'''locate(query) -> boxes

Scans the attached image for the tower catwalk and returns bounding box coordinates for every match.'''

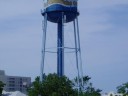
[41,0,83,91]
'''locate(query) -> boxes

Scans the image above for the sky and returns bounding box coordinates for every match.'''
[0,0,128,93]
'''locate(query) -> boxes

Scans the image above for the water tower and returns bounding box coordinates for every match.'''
[41,0,83,90]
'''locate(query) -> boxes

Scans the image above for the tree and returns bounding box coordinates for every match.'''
[28,73,77,96]
[27,76,42,96]
[117,82,128,96]
[74,76,102,96]
[28,74,101,96]
[0,81,5,96]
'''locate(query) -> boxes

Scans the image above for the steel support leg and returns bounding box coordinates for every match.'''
[73,17,83,92]
[41,13,47,81]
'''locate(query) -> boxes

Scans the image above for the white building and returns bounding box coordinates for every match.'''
[0,70,31,94]
[102,92,123,96]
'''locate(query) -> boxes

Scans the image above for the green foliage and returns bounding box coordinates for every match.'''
[74,76,101,96]
[27,77,43,96]
[0,81,5,95]
[28,73,77,96]
[83,82,101,96]
[117,82,128,96]
[28,74,101,96]
[42,73,77,96]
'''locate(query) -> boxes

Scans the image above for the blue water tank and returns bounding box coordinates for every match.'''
[41,0,79,23]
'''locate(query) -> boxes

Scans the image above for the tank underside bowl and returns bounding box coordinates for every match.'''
[41,4,79,23]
